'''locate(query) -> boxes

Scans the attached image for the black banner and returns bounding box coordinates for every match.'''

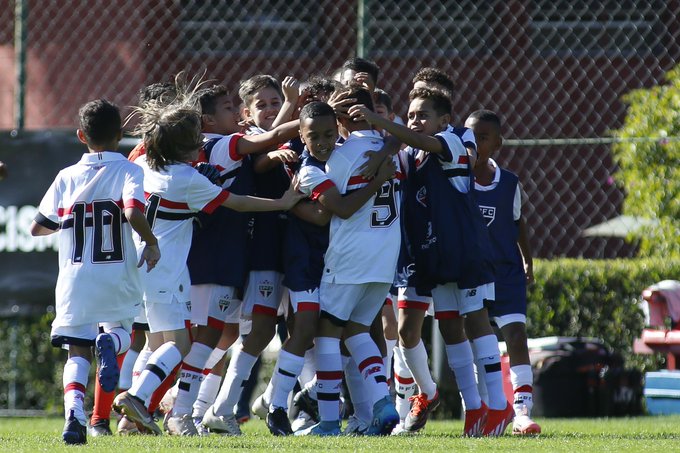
[0,131,135,317]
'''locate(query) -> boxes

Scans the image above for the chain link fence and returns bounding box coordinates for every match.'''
[1,0,679,258]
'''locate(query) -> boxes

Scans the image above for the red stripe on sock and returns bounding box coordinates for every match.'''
[181,363,203,374]
[203,368,212,375]
[148,363,180,413]
[317,370,343,380]
[358,356,383,371]
[515,385,533,394]
[297,302,320,312]
[398,300,430,311]
[394,374,415,384]
[64,382,86,394]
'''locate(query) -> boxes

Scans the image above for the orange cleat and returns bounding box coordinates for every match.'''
[483,402,514,437]
[463,401,488,437]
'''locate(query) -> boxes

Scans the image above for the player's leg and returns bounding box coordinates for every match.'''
[382,294,398,380]
[266,289,319,435]
[51,324,97,445]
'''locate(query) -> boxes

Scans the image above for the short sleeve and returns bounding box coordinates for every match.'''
[513,183,522,221]
[209,134,244,168]
[122,163,146,212]
[299,165,334,200]
[460,127,477,154]
[35,176,61,230]
[187,171,230,214]
[435,130,467,164]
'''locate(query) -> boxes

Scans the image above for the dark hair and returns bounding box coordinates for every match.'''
[238,75,283,107]
[412,67,455,97]
[373,88,393,113]
[78,99,121,146]
[467,109,502,131]
[197,85,230,115]
[408,87,452,117]
[304,76,340,101]
[334,83,375,112]
[138,82,177,106]
[341,57,380,85]
[299,101,336,122]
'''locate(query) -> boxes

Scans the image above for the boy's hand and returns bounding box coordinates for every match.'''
[282,76,300,104]
[268,149,299,164]
[352,72,374,92]
[195,162,222,185]
[525,261,534,285]
[376,156,397,183]
[138,244,160,273]
[279,175,306,210]
[348,104,379,124]
[327,90,356,120]
[358,150,387,179]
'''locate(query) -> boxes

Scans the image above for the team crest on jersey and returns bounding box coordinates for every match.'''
[479,205,496,226]
[416,186,428,207]
[259,280,274,299]
[218,297,231,312]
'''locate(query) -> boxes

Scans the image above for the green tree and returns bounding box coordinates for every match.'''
[612,65,680,257]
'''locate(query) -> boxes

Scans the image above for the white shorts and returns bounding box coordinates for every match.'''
[319,281,392,326]
[146,295,191,333]
[242,270,285,318]
[397,286,434,317]
[493,313,527,329]
[133,307,148,326]
[289,288,321,313]
[432,282,495,317]
[191,284,242,327]
[51,320,133,348]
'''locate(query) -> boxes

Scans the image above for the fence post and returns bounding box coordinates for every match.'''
[14,0,28,131]
[356,0,366,58]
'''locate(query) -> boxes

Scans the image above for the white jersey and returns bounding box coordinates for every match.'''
[135,156,229,303]
[203,132,245,189]
[322,130,402,284]
[410,128,471,193]
[35,152,146,327]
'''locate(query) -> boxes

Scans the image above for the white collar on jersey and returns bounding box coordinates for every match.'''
[203,132,224,140]
[346,129,383,140]
[79,151,127,164]
[474,158,501,191]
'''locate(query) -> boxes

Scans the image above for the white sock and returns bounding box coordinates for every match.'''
[129,342,182,404]
[344,356,372,424]
[315,337,342,423]
[205,348,227,370]
[400,340,437,397]
[103,326,131,355]
[510,364,534,416]
[173,342,213,416]
[472,335,505,410]
[193,372,222,418]
[304,375,318,399]
[212,348,257,416]
[132,347,153,388]
[63,356,90,425]
[344,333,389,405]
[446,341,481,410]
[393,346,417,421]
[299,347,316,387]
[270,350,305,411]
[384,338,397,379]
[119,349,139,390]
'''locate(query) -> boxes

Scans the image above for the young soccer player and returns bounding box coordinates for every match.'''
[296,86,401,437]
[350,88,514,437]
[30,99,161,445]
[338,57,380,94]
[112,96,304,435]
[167,84,302,436]
[467,109,541,435]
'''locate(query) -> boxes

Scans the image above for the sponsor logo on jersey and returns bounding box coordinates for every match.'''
[259,280,273,299]
[218,297,231,312]
[421,221,437,250]
[416,186,428,208]
[479,205,496,226]
[465,289,477,298]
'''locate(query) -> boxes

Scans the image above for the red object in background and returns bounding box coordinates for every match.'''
[634,281,680,370]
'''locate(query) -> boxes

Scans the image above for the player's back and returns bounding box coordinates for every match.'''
[323,130,402,285]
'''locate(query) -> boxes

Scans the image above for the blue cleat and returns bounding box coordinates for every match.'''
[63,410,87,445]
[95,333,119,393]
[366,396,399,436]
[294,421,341,436]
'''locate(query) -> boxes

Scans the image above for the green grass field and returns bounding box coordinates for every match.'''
[1,416,680,452]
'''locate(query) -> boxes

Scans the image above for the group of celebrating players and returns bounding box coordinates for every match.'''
[30,57,540,445]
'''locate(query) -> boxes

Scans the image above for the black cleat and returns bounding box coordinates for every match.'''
[292,388,319,422]
[63,410,87,445]
[88,418,112,437]
[266,407,293,436]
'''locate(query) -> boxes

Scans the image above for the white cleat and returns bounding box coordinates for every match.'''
[166,413,199,436]
[343,414,369,436]
[251,393,269,420]
[201,406,242,436]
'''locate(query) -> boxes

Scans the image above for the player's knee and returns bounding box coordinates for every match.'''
[398,323,420,348]
[501,322,528,348]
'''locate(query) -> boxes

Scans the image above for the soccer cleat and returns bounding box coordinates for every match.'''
[291,410,316,432]
[292,387,319,422]
[391,422,418,436]
[251,393,269,420]
[193,416,210,436]
[266,407,293,436]
[113,391,162,435]
[483,402,515,437]
[343,414,369,436]
[62,410,87,445]
[117,415,141,435]
[512,415,541,435]
[463,401,488,437]
[95,333,120,393]
[365,395,400,436]
[294,421,341,436]
[166,413,199,436]
[88,418,112,437]
[201,406,242,436]
[404,391,440,432]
